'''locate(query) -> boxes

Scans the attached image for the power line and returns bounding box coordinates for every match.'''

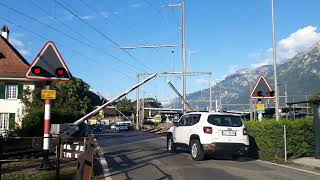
[79,0,180,72]
[55,0,153,72]
[78,0,173,71]
[0,16,132,80]
[78,0,151,46]
[0,1,146,72]
[0,1,92,48]
[30,0,95,45]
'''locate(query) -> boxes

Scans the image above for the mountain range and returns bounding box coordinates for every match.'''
[169,42,320,111]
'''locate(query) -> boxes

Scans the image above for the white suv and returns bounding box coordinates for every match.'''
[167,112,249,161]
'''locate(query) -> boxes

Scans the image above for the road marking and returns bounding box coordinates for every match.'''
[160,137,166,139]
[257,160,320,176]
[96,142,112,180]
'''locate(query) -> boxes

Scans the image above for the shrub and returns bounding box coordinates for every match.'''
[16,109,84,137]
[244,118,315,163]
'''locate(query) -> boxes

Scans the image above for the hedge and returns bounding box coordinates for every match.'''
[244,118,315,163]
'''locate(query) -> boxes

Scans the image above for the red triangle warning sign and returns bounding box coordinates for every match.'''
[25,41,72,81]
[250,75,274,99]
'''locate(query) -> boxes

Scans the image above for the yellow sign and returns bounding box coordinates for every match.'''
[154,114,162,123]
[41,90,56,100]
[256,104,265,111]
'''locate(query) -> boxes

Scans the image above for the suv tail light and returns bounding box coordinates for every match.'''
[203,127,212,134]
[243,128,248,135]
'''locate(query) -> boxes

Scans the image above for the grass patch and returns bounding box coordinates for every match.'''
[1,159,77,180]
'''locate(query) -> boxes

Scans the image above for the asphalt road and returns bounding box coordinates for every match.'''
[95,130,320,180]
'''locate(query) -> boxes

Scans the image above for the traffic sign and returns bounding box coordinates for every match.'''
[256,104,265,111]
[41,90,56,100]
[25,41,72,81]
[250,75,274,99]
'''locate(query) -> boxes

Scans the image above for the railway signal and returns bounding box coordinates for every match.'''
[25,41,71,170]
[25,41,72,81]
[250,75,274,100]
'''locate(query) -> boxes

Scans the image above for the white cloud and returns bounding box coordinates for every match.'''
[221,65,242,78]
[100,11,109,18]
[278,26,320,50]
[195,78,218,87]
[250,26,320,68]
[80,15,95,20]
[10,37,30,56]
[10,38,24,47]
[130,3,142,8]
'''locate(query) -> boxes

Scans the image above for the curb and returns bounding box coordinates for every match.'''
[257,160,320,176]
[95,139,112,180]
[289,161,320,171]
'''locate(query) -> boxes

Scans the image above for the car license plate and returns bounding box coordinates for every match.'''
[222,130,236,136]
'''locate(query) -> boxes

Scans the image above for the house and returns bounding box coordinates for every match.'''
[0,25,35,135]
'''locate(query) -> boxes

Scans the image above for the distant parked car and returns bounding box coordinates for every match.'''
[111,124,119,131]
[143,117,155,125]
[94,124,103,132]
[116,121,133,131]
[118,124,129,131]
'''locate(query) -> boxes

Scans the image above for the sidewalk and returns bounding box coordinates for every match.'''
[292,157,320,170]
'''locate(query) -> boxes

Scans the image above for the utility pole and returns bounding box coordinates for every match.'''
[182,0,187,113]
[209,73,212,112]
[249,84,253,121]
[141,90,145,127]
[136,75,140,130]
[271,0,280,120]
[167,0,186,113]
[285,83,288,105]
[219,83,222,112]
[215,96,219,111]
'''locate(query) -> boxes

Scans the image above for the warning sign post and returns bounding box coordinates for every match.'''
[25,41,71,170]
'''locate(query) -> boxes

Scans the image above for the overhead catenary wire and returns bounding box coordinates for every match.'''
[79,0,152,47]
[0,16,132,80]
[54,0,153,72]
[77,0,165,71]
[0,1,146,72]
[30,0,95,46]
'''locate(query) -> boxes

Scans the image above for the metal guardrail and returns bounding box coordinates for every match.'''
[76,136,96,180]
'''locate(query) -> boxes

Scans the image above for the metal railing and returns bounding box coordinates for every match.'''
[0,135,96,179]
[76,136,96,180]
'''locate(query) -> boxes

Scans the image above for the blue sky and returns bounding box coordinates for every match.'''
[1,0,320,102]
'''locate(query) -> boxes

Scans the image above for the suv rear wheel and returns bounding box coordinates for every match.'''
[190,139,205,161]
[167,135,176,153]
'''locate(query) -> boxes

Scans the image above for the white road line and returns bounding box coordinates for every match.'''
[96,142,112,180]
[257,160,320,176]
[160,137,166,139]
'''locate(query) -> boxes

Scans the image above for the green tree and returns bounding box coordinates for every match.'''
[96,110,104,121]
[18,77,95,136]
[116,98,134,116]
[53,78,93,114]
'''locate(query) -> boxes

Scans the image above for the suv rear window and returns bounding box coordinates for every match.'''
[207,115,242,127]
